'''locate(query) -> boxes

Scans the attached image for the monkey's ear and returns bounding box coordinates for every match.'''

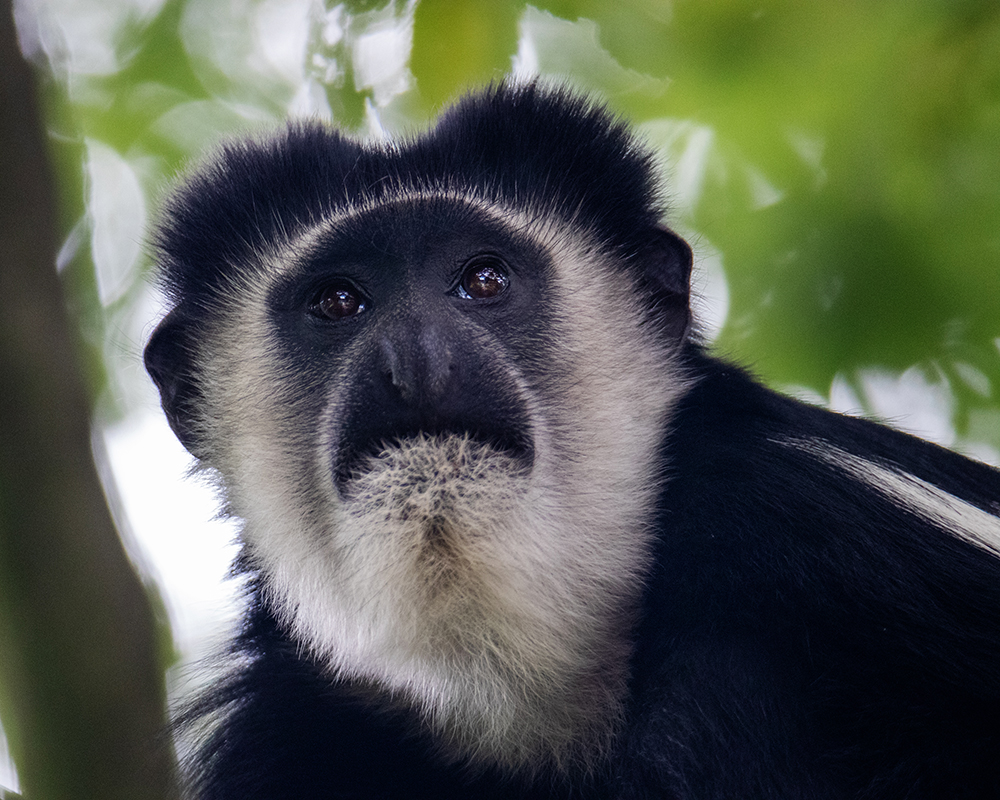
[144,310,207,459]
[639,226,693,341]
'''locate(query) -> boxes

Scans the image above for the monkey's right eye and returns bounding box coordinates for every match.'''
[310,283,367,320]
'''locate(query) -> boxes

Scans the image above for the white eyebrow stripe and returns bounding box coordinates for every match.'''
[781,436,1000,559]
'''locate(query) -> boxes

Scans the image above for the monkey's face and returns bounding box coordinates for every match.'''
[146,193,690,767]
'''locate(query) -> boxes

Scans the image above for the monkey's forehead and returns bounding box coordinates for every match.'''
[153,82,667,305]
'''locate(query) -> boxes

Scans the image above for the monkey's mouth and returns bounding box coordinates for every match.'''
[333,420,535,494]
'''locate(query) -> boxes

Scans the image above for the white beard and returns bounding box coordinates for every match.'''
[247,431,646,772]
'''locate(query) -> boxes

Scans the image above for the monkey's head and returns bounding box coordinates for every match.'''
[145,83,692,770]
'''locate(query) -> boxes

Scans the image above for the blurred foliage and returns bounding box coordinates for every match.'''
[21,0,1000,456]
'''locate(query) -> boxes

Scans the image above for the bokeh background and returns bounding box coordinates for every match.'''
[2,0,999,796]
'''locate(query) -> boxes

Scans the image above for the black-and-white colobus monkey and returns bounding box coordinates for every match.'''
[145,82,1000,799]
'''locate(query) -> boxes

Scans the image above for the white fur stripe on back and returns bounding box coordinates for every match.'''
[782,437,1000,559]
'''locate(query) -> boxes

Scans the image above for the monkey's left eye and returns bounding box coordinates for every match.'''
[310,283,367,320]
[456,256,510,300]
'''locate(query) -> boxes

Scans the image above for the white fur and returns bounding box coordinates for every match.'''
[193,190,690,772]
[783,437,1000,558]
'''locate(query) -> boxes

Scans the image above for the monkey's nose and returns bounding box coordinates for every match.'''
[379,323,455,404]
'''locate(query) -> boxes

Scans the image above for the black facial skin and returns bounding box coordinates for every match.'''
[266,199,551,493]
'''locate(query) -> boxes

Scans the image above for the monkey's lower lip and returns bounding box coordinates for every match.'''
[333,427,535,490]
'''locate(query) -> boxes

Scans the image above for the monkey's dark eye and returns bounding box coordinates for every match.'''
[310,283,366,320]
[457,256,510,300]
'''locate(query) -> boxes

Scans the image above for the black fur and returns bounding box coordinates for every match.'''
[148,83,1000,798]
[151,84,662,310]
